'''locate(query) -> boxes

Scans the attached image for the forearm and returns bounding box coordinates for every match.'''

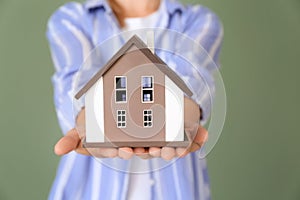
[47,2,94,134]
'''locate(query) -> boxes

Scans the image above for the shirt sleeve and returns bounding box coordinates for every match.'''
[182,5,224,123]
[46,2,93,134]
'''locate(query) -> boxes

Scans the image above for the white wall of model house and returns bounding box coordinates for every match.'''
[165,76,184,142]
[85,77,105,143]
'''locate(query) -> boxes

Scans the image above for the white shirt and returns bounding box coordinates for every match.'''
[123,2,166,199]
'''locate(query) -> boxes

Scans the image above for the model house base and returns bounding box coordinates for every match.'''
[82,132,192,148]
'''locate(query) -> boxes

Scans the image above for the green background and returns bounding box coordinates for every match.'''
[0,0,299,199]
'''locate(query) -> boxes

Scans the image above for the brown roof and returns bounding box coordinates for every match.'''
[75,35,193,99]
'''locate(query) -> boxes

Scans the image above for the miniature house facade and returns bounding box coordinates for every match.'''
[75,35,193,147]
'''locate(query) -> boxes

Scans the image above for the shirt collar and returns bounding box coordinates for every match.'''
[84,0,184,15]
[84,0,112,13]
[164,0,184,15]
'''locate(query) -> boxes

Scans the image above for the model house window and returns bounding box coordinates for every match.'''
[142,76,153,103]
[143,110,153,127]
[115,76,127,102]
[117,110,126,128]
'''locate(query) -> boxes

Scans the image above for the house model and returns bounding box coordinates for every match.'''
[75,35,194,147]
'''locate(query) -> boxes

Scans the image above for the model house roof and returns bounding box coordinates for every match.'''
[75,35,193,99]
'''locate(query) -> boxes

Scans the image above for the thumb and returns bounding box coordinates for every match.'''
[194,125,208,144]
[54,128,81,156]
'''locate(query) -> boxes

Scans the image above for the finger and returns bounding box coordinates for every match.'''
[83,147,117,158]
[189,126,208,152]
[74,139,91,156]
[133,147,146,154]
[161,147,176,161]
[176,148,188,158]
[119,147,134,159]
[134,147,150,159]
[54,128,80,156]
[82,149,105,158]
[137,153,152,159]
[90,148,118,158]
[149,147,161,157]
[189,142,203,152]
[193,126,208,144]
[75,148,91,156]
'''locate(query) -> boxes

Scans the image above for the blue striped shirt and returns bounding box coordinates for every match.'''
[47,0,223,199]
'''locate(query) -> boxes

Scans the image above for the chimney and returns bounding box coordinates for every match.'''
[147,31,155,54]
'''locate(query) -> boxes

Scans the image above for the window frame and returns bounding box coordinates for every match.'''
[117,110,126,128]
[143,109,153,128]
[115,76,127,103]
[141,76,154,103]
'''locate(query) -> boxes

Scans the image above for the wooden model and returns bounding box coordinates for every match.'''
[75,35,195,147]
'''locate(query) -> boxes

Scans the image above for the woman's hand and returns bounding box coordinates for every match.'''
[54,98,208,160]
[54,126,207,160]
[54,109,135,159]
[54,127,135,159]
[143,125,208,160]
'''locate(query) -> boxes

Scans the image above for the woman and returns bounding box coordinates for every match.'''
[47,0,223,199]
